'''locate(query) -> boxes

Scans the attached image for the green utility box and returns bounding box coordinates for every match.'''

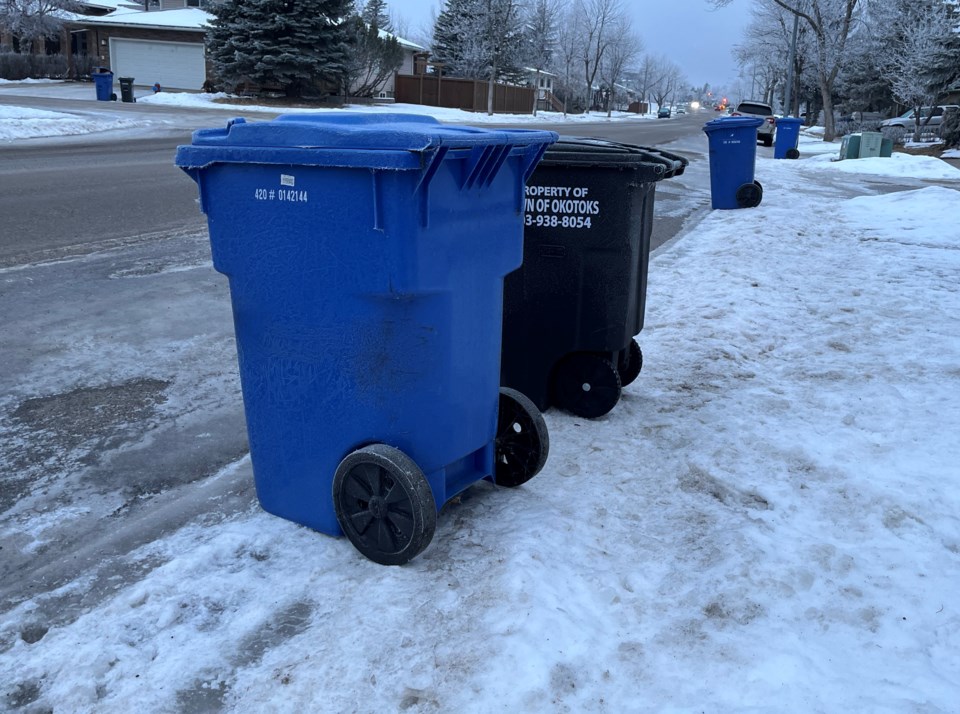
[880,137,893,157]
[839,134,862,160]
[859,131,883,158]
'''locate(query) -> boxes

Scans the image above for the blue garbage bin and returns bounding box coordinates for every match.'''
[175,114,557,565]
[703,116,764,209]
[774,116,803,159]
[92,68,114,101]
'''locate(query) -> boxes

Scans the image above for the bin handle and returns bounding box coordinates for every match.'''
[462,145,494,190]
[413,146,449,226]
[521,143,549,185]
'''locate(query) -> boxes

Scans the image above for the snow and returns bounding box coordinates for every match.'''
[2,88,960,712]
[944,148,960,159]
[77,7,211,30]
[137,89,656,124]
[0,104,146,141]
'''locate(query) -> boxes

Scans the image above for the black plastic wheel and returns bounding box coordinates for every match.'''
[550,352,622,418]
[333,444,436,565]
[616,339,644,388]
[495,387,549,487]
[786,148,800,159]
[735,182,762,208]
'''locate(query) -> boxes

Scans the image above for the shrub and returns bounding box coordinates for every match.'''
[0,52,69,80]
[940,108,960,149]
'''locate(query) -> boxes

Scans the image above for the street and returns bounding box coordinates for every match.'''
[0,99,709,266]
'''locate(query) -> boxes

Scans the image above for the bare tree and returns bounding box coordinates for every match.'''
[551,3,581,115]
[600,19,642,116]
[575,0,625,112]
[645,55,683,112]
[714,0,861,141]
[1,0,80,45]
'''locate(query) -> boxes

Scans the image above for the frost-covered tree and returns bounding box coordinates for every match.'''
[431,0,526,113]
[715,0,862,141]
[599,20,642,116]
[522,0,560,115]
[433,0,524,81]
[551,2,581,114]
[341,11,403,97]
[206,0,353,98]
[648,56,684,111]
[0,0,80,44]
[874,0,955,140]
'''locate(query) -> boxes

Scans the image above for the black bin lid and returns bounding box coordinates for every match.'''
[538,136,688,182]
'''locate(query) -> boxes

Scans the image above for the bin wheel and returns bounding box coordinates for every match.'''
[495,387,549,488]
[786,148,800,160]
[735,182,762,208]
[616,339,644,388]
[333,444,436,566]
[550,352,622,418]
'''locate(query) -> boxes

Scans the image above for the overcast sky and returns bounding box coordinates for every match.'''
[391,0,753,91]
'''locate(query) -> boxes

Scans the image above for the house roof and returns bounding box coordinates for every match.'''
[73,7,211,31]
[72,8,426,50]
[378,29,426,52]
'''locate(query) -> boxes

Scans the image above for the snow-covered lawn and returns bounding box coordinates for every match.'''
[0,104,145,142]
[1,92,959,711]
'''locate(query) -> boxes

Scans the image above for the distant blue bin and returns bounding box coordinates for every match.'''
[703,116,764,209]
[774,117,803,159]
[92,68,114,101]
[176,114,556,564]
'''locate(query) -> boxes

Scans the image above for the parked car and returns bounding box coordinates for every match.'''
[880,105,959,131]
[730,100,776,146]
[657,107,671,118]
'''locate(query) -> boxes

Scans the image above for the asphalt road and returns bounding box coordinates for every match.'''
[0,104,709,268]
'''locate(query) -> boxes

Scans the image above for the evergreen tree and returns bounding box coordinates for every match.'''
[431,0,525,82]
[207,0,353,98]
[360,0,392,32]
[431,0,477,77]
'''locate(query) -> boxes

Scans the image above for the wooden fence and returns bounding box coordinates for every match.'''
[394,73,535,114]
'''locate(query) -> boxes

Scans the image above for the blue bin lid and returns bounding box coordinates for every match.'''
[175,113,558,171]
[775,116,803,126]
[702,116,764,133]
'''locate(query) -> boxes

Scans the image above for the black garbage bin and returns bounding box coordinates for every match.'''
[501,137,688,418]
[118,77,136,103]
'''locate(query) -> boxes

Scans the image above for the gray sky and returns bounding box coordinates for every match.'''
[391,0,752,90]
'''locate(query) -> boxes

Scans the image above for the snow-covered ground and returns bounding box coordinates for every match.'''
[0,79,657,143]
[2,82,960,712]
[0,104,148,141]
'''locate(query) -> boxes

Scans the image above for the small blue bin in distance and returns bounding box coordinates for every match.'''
[774,116,803,159]
[176,114,557,564]
[703,116,764,209]
[92,69,114,101]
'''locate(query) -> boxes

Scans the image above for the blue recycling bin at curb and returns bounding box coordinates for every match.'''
[703,116,764,209]
[175,114,557,565]
[774,116,803,159]
[92,68,114,101]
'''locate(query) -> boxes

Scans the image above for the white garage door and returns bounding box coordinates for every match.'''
[110,38,205,91]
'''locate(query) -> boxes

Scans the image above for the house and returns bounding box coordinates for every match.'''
[69,3,211,90]
[526,67,558,112]
[66,1,424,94]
